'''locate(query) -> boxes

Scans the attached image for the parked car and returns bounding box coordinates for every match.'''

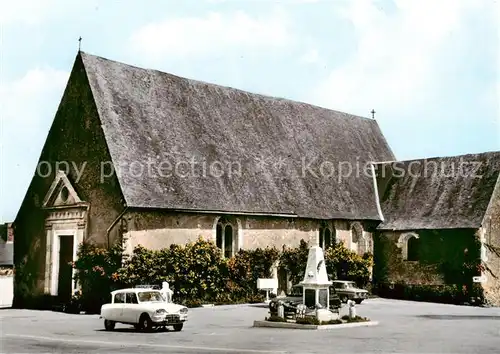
[332,280,369,304]
[100,286,188,332]
[268,284,342,317]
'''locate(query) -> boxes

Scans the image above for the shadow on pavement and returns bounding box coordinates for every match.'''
[94,327,171,333]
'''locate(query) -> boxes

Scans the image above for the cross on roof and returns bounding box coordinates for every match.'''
[78,37,82,51]
[371,109,376,119]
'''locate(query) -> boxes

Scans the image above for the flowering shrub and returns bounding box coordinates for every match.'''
[279,240,373,287]
[227,247,280,299]
[72,237,372,311]
[72,242,123,313]
[324,244,373,287]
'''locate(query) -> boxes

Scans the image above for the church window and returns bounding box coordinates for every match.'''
[407,236,420,261]
[216,217,237,258]
[397,232,420,261]
[319,223,335,250]
[351,222,363,244]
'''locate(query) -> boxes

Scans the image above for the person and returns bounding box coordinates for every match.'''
[161,282,173,303]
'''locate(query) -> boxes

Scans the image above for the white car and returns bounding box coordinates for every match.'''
[100,287,188,331]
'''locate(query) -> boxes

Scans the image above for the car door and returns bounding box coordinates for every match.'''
[125,292,140,323]
[111,292,125,321]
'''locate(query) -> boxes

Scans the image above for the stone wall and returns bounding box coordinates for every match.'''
[481,174,500,306]
[12,54,124,306]
[373,229,480,287]
[121,210,373,255]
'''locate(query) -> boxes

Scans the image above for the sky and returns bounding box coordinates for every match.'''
[0,0,499,223]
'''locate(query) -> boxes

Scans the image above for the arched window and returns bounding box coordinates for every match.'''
[319,223,335,250]
[216,223,223,249]
[351,222,363,244]
[358,233,373,256]
[224,225,233,258]
[215,217,237,258]
[397,232,420,261]
[351,222,368,255]
[407,236,420,261]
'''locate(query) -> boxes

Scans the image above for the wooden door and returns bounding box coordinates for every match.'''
[57,236,74,302]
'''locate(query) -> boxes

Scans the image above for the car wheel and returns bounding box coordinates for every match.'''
[173,323,183,332]
[139,314,153,332]
[133,324,141,330]
[104,320,115,331]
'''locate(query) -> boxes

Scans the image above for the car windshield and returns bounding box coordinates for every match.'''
[344,282,356,288]
[137,291,165,302]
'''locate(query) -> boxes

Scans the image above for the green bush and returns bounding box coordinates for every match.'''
[265,315,287,322]
[296,316,320,325]
[341,315,369,323]
[72,242,124,313]
[116,237,280,307]
[372,282,485,306]
[321,319,343,325]
[70,237,373,311]
[228,247,280,298]
[324,243,373,287]
[280,240,373,287]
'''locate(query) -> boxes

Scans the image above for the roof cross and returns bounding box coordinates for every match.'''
[371,109,376,119]
[78,36,82,52]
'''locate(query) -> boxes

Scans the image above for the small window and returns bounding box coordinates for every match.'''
[319,224,336,250]
[114,293,125,303]
[60,186,69,202]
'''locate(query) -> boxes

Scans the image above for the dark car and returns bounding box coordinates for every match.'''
[268,284,342,317]
[332,280,369,304]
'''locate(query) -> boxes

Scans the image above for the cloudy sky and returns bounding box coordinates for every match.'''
[0,0,499,222]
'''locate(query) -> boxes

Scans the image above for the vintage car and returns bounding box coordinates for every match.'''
[268,284,342,317]
[332,280,369,304]
[100,286,188,332]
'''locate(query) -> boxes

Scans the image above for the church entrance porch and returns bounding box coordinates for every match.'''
[41,170,88,302]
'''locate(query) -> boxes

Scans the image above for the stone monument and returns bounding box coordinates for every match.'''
[298,245,336,322]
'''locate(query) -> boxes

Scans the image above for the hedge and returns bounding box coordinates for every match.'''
[372,282,485,305]
[71,237,372,313]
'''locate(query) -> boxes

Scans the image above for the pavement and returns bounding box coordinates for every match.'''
[1,298,500,353]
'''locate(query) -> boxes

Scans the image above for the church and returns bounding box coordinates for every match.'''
[12,51,500,306]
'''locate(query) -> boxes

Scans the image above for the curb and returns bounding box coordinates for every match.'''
[252,320,379,330]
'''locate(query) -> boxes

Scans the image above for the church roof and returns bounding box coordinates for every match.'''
[375,151,500,230]
[79,52,395,219]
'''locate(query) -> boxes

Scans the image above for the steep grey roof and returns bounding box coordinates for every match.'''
[375,151,500,230]
[80,52,395,219]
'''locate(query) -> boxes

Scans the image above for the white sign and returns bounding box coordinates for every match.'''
[257,278,278,290]
[473,275,487,283]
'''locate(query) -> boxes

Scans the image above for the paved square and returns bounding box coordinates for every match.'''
[1,298,499,353]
